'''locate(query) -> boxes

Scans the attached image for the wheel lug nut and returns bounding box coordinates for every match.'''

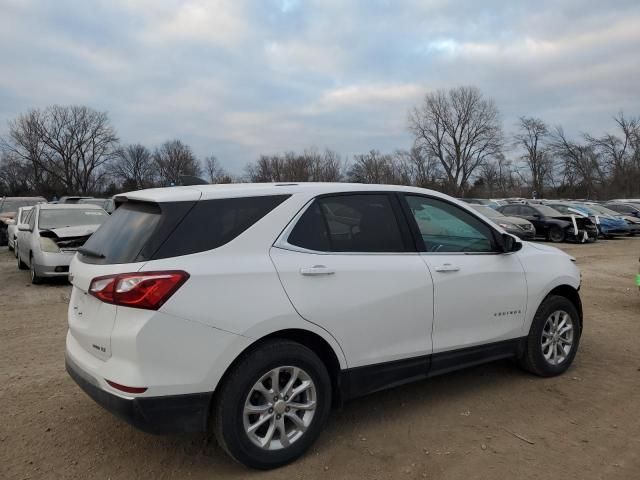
[284,396,288,401]
[276,414,281,419]
[268,408,273,413]
[285,407,290,412]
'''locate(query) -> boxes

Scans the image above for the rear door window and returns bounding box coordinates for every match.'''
[288,194,408,252]
[80,195,289,264]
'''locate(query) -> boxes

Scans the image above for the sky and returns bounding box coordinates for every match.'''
[1,0,639,174]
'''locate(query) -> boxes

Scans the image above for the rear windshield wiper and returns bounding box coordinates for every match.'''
[78,247,105,259]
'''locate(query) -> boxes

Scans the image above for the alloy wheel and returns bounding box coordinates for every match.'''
[243,366,317,451]
[541,310,574,365]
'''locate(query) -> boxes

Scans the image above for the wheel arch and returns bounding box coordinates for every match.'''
[545,284,583,330]
[213,328,345,409]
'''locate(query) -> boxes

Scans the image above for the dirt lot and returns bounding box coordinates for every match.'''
[1,238,639,480]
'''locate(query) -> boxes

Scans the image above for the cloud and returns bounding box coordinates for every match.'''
[0,0,639,173]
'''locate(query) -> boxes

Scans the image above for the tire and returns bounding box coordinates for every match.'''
[8,241,14,252]
[548,226,566,243]
[519,295,581,377]
[17,248,28,270]
[30,256,42,284]
[213,340,332,469]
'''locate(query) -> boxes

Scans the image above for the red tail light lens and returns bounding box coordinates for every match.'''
[89,271,189,310]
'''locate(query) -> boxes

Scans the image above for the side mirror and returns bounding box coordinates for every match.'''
[17,223,31,232]
[501,233,522,253]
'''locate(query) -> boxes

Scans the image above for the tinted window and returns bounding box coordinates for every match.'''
[406,195,495,253]
[288,194,406,252]
[288,201,330,251]
[535,205,562,216]
[606,203,632,213]
[155,195,290,259]
[81,195,289,264]
[501,205,519,215]
[38,209,109,230]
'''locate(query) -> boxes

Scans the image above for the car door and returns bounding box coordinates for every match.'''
[17,208,35,261]
[270,193,434,371]
[401,194,527,354]
[518,205,546,233]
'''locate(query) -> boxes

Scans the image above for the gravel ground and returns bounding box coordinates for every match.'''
[1,238,639,480]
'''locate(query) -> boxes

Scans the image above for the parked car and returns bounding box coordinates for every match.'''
[53,196,95,204]
[0,196,46,245]
[470,205,536,239]
[604,202,640,219]
[65,183,583,469]
[77,197,116,214]
[497,203,598,243]
[578,203,640,236]
[16,204,109,284]
[545,202,630,238]
[7,206,33,253]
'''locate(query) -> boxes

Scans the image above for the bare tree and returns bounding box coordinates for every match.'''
[586,112,640,197]
[204,155,233,183]
[24,106,119,194]
[110,144,156,190]
[393,145,441,188]
[514,116,554,197]
[153,140,201,186]
[551,127,605,199]
[245,148,343,182]
[409,86,503,195]
[347,150,400,184]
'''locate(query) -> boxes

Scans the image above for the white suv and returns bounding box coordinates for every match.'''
[66,183,582,469]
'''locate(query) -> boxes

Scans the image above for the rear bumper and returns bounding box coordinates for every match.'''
[65,354,212,434]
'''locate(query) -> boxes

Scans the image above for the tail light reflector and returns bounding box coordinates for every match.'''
[106,380,148,394]
[89,271,189,310]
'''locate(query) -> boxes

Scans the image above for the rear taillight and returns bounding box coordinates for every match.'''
[89,271,189,310]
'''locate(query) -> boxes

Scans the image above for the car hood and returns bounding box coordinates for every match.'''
[597,216,628,227]
[39,225,101,238]
[526,241,572,258]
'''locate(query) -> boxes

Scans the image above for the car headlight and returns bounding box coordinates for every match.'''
[39,237,60,253]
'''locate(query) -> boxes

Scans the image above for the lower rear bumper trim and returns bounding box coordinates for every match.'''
[65,355,212,434]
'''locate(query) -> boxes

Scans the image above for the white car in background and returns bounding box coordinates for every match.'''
[16,203,109,284]
[65,183,582,469]
[7,206,33,254]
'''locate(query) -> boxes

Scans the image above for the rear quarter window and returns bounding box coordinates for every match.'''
[80,195,289,264]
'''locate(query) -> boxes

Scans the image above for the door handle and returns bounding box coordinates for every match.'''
[300,265,335,276]
[434,263,460,273]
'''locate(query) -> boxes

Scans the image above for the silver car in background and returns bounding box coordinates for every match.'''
[16,204,109,284]
[7,206,33,254]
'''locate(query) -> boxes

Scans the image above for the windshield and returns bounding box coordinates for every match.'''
[78,199,106,207]
[471,205,503,218]
[0,198,43,214]
[38,209,109,230]
[569,204,595,216]
[536,205,563,216]
[586,204,619,216]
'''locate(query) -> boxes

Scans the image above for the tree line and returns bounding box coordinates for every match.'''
[2,87,639,199]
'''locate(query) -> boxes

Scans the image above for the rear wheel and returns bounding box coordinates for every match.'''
[213,340,332,469]
[519,295,581,377]
[548,227,566,243]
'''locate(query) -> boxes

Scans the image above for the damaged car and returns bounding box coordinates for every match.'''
[16,204,109,284]
[0,196,46,246]
[497,203,598,243]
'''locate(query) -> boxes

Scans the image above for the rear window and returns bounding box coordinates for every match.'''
[39,209,109,229]
[80,195,289,264]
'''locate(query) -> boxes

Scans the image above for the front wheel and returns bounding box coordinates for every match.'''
[213,340,332,469]
[548,227,566,243]
[30,257,42,284]
[519,295,581,377]
[17,248,28,270]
